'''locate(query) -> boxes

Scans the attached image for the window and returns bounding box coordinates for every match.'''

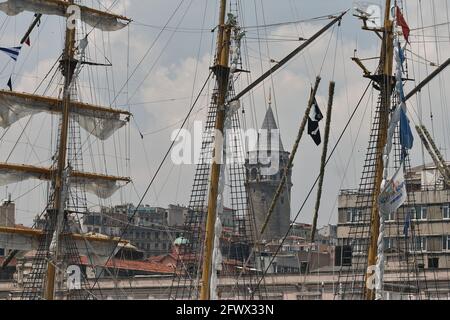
[428,257,439,269]
[443,236,450,251]
[412,207,427,220]
[443,205,450,220]
[420,207,428,220]
[383,238,395,249]
[413,236,427,252]
[346,209,353,223]
[386,211,395,222]
[352,239,365,254]
[347,209,362,223]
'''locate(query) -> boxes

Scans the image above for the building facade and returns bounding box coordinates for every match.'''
[337,164,450,271]
[246,106,292,241]
[0,197,15,257]
[83,204,187,258]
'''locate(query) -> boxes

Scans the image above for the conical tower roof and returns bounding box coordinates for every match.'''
[259,106,284,152]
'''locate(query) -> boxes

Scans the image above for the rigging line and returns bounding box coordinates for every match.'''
[175,0,209,203]
[319,25,336,77]
[405,48,438,66]
[126,0,195,106]
[120,95,209,107]
[253,0,268,111]
[290,0,316,80]
[243,12,342,29]
[410,21,450,31]
[251,80,372,297]
[88,71,213,291]
[109,0,186,106]
[260,0,283,142]
[326,89,373,225]
[418,0,436,140]
[84,0,124,37]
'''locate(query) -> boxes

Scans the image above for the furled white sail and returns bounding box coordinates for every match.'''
[0,168,47,187]
[0,164,129,199]
[72,176,123,199]
[0,91,128,140]
[0,0,129,32]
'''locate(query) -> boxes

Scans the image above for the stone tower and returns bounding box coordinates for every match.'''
[246,105,292,241]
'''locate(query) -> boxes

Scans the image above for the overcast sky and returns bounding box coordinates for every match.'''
[1,0,450,229]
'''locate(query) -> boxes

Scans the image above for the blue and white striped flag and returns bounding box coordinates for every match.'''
[0,46,22,61]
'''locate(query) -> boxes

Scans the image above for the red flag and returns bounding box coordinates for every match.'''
[24,36,31,46]
[396,6,410,44]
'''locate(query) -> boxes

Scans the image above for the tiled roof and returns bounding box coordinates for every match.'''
[0,256,17,267]
[79,256,173,274]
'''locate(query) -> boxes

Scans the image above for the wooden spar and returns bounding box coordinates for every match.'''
[0,162,131,183]
[230,11,346,103]
[20,14,42,45]
[0,226,131,245]
[364,0,394,301]
[0,90,131,116]
[199,0,230,301]
[44,0,76,300]
[310,81,335,244]
[404,57,450,102]
[260,77,321,236]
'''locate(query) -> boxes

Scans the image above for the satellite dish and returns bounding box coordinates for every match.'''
[353,1,382,28]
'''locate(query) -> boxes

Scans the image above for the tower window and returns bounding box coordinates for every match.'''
[250,168,258,180]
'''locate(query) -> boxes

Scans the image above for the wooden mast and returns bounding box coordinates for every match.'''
[364,0,394,300]
[44,0,77,300]
[199,0,231,300]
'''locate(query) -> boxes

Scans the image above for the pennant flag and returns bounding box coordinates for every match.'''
[6,76,12,91]
[396,6,410,44]
[24,36,31,47]
[403,211,411,238]
[379,163,407,216]
[0,46,22,61]
[400,108,414,149]
[307,98,323,146]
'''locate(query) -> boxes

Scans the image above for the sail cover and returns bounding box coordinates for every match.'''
[71,175,123,199]
[0,164,129,199]
[0,168,48,187]
[0,91,128,140]
[0,0,129,32]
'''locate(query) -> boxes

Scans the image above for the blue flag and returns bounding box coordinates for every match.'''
[400,108,414,149]
[0,46,21,61]
[404,211,411,238]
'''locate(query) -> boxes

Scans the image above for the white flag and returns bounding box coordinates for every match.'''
[378,164,407,215]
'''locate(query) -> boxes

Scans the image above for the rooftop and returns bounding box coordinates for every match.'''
[79,256,173,274]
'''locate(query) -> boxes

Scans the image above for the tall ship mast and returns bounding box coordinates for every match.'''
[337,0,450,300]
[0,0,131,300]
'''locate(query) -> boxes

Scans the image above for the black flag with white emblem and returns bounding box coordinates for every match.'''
[307,97,323,146]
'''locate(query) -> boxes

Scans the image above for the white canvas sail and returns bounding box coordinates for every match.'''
[0,91,128,140]
[0,164,129,199]
[0,0,129,32]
